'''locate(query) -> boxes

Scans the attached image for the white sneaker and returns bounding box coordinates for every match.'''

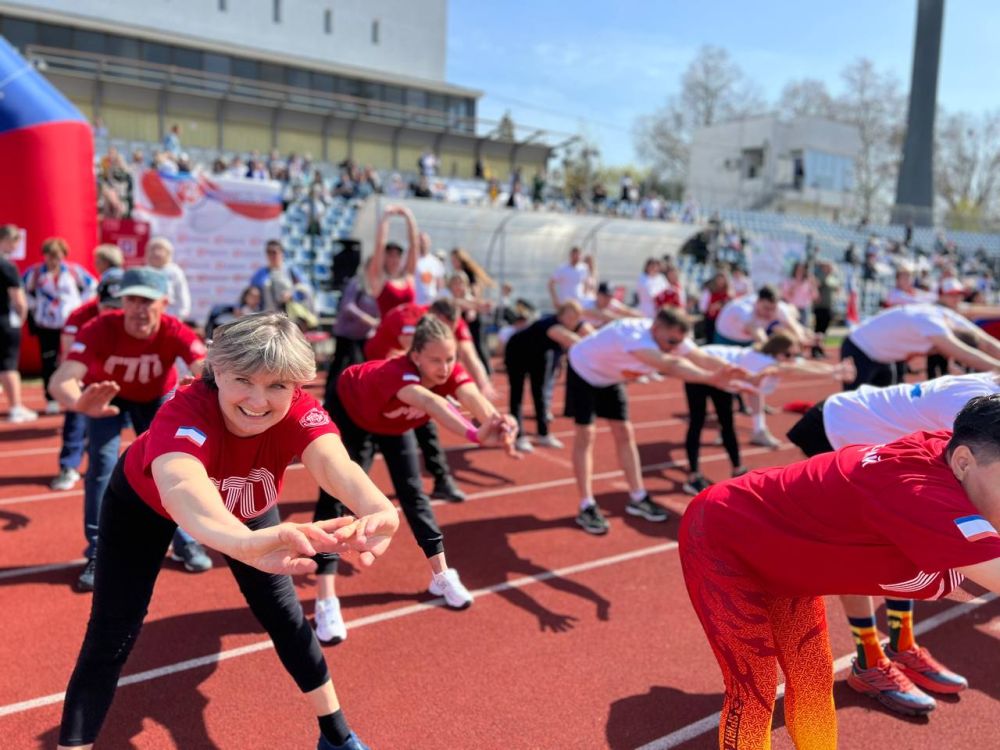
[8,406,38,424]
[315,597,347,644]
[50,467,81,491]
[515,436,534,452]
[750,430,781,449]
[44,400,61,415]
[535,434,564,449]
[429,568,474,609]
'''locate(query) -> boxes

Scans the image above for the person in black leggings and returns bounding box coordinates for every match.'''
[56,313,398,750]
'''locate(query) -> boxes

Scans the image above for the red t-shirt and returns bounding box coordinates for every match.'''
[123,379,340,522]
[67,310,206,402]
[63,298,100,337]
[364,303,472,361]
[694,430,1000,598]
[375,279,416,317]
[336,355,473,435]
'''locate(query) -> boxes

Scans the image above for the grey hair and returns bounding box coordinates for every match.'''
[205,312,316,384]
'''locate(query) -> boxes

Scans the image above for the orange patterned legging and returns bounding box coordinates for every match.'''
[679,499,837,750]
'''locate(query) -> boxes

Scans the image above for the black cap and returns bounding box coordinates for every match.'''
[97,268,124,308]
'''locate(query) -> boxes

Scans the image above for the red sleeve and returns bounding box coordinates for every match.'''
[865,474,1000,572]
[281,389,341,457]
[139,388,214,475]
[455,318,472,342]
[167,317,207,365]
[66,315,108,368]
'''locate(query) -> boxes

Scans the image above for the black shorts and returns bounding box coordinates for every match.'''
[841,337,895,391]
[565,363,628,425]
[786,399,834,457]
[0,322,20,371]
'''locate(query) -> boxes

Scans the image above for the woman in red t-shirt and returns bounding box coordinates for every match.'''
[56,313,398,750]
[311,315,518,644]
[367,204,418,316]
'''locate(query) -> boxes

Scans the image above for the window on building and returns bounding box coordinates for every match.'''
[286,67,310,90]
[38,22,73,49]
[203,52,231,77]
[273,0,281,23]
[171,46,203,71]
[74,29,107,54]
[324,9,332,34]
[371,19,380,44]
[406,89,427,110]
[260,62,284,84]
[0,18,39,50]
[383,85,404,106]
[741,148,764,180]
[107,34,141,60]
[142,40,171,65]
[312,72,335,93]
[231,57,259,80]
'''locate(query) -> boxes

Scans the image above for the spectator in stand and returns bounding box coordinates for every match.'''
[329,260,380,384]
[886,263,936,307]
[655,263,687,310]
[581,254,598,305]
[51,245,125,492]
[698,271,730,345]
[48,268,213,591]
[812,259,841,359]
[162,123,181,157]
[448,249,496,373]
[531,171,546,207]
[0,225,37,423]
[97,148,133,219]
[145,237,191,323]
[780,261,819,325]
[581,282,643,326]
[414,232,445,306]
[367,204,418,316]
[548,246,590,308]
[249,240,314,316]
[636,257,667,318]
[729,264,752,298]
[205,286,262,340]
[418,148,438,177]
[22,237,97,415]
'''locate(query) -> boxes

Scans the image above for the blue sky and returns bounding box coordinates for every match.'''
[446,0,1000,166]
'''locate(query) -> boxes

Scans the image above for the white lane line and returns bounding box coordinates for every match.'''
[0,442,797,582]
[0,541,677,718]
[636,592,1000,750]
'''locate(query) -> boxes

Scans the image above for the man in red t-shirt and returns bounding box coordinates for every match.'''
[680,396,1000,750]
[49,267,209,591]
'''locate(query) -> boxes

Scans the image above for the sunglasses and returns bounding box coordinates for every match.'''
[663,337,685,346]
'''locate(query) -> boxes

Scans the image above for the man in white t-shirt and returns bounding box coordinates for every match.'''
[714,285,811,347]
[413,231,445,306]
[787,372,1000,715]
[841,302,1000,390]
[565,308,746,535]
[548,246,589,308]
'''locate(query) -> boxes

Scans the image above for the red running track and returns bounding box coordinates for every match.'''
[0,372,998,749]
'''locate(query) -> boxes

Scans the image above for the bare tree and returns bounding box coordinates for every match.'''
[836,58,904,221]
[777,78,836,119]
[633,45,764,183]
[936,110,1000,228]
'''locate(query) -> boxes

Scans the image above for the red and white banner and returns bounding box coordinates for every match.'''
[132,170,283,323]
[100,217,151,267]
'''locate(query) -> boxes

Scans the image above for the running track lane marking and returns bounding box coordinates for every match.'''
[0,542,678,718]
[0,442,795,582]
[636,592,1000,750]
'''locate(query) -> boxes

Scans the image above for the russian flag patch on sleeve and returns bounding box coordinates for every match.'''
[954,515,1000,542]
[174,426,208,447]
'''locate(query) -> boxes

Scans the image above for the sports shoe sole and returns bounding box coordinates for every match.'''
[846,673,935,716]
[315,627,346,646]
[625,505,669,522]
[430,488,467,502]
[893,664,967,695]
[428,585,473,610]
[168,551,212,573]
[575,517,610,535]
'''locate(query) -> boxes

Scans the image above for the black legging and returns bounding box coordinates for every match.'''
[468,316,492,375]
[505,345,551,438]
[927,353,949,380]
[684,383,740,473]
[59,455,328,746]
[313,397,444,575]
[37,325,61,398]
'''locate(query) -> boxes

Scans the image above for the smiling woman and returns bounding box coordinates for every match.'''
[55,311,399,750]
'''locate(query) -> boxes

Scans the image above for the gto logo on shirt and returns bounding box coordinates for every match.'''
[103,354,164,383]
[210,468,278,519]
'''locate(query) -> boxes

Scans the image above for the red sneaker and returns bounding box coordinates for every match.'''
[886,645,968,695]
[846,658,936,716]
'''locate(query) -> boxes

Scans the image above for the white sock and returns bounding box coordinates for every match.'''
[629,489,647,503]
[753,412,767,432]
[579,497,596,511]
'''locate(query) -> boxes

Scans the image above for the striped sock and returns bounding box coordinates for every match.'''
[848,616,885,669]
[886,599,915,652]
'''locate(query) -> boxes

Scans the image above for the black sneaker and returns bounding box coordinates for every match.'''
[682,475,713,496]
[625,494,670,522]
[576,504,610,535]
[431,478,467,502]
[77,558,97,592]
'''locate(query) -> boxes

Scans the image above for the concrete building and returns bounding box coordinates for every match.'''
[687,114,861,221]
[0,0,552,176]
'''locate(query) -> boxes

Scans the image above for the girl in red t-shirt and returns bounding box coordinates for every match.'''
[311,316,518,644]
[56,313,397,750]
[367,204,418,316]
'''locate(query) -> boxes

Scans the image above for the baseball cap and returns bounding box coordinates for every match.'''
[597,281,611,296]
[97,268,125,308]
[117,267,168,300]
[939,278,965,296]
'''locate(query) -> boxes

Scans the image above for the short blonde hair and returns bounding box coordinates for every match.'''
[205,312,316,384]
[147,236,174,260]
[94,243,124,269]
